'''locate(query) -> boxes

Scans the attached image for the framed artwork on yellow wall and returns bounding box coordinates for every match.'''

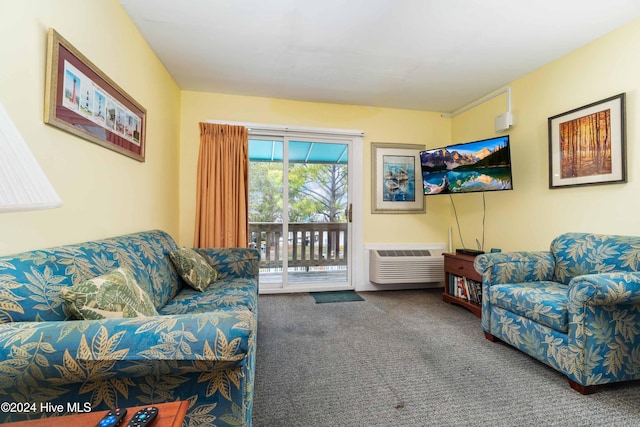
[44,28,146,162]
[548,93,626,189]
[371,142,425,214]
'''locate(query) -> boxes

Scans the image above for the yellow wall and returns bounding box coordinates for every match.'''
[451,18,640,251]
[178,92,452,248]
[4,1,638,259]
[178,17,640,255]
[0,0,181,255]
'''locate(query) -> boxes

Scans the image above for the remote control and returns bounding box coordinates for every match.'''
[126,406,158,427]
[96,408,127,427]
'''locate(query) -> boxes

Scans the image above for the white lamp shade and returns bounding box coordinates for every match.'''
[0,101,62,212]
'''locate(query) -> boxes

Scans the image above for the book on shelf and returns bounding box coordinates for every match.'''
[449,274,482,304]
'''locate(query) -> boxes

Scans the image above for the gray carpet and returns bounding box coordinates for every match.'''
[253,289,640,426]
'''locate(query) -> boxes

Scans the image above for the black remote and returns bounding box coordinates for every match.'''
[96,408,127,427]
[126,406,158,427]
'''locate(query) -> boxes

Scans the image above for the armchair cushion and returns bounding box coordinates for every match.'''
[60,267,158,320]
[490,281,568,333]
[551,233,640,285]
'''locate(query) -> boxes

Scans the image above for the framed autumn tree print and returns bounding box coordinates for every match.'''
[548,93,626,188]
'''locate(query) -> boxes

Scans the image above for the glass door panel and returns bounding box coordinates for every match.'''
[286,140,349,286]
[249,137,352,290]
[248,139,284,289]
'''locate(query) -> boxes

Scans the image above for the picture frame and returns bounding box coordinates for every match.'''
[548,93,626,189]
[371,142,425,214]
[44,28,146,162]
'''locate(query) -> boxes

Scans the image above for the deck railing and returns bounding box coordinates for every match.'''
[249,222,348,269]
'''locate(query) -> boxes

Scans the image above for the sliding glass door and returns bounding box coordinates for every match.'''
[249,136,352,292]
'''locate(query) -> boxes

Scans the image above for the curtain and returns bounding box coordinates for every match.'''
[194,123,249,248]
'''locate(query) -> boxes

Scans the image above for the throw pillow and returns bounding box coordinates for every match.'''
[169,247,218,291]
[60,267,158,320]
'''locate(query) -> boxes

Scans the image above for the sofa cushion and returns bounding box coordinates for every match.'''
[119,230,184,309]
[490,281,569,333]
[60,267,158,320]
[159,277,258,315]
[169,247,218,291]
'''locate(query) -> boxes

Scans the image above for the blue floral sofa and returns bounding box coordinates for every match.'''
[474,232,640,394]
[0,230,259,425]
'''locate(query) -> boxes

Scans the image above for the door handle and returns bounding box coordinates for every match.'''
[348,204,352,223]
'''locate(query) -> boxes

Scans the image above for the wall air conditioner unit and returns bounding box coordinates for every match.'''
[369,249,445,285]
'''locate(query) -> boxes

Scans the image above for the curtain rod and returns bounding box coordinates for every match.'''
[205,119,365,137]
[441,87,511,118]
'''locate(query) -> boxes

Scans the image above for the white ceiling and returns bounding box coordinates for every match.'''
[120,0,640,113]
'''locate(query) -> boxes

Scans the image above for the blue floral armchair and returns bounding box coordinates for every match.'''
[0,230,259,426]
[474,232,640,394]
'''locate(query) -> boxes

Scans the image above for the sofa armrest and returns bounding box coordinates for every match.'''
[568,272,640,307]
[195,248,260,280]
[0,309,255,389]
[474,251,555,286]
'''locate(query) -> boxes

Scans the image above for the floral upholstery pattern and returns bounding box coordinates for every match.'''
[0,230,260,426]
[161,278,259,315]
[169,247,219,291]
[550,232,640,284]
[61,267,159,319]
[475,232,640,390]
[0,230,183,323]
[489,281,568,333]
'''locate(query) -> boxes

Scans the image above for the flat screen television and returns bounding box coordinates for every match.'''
[420,135,513,195]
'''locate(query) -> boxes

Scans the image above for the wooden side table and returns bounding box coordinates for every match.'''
[2,401,188,427]
[443,252,482,318]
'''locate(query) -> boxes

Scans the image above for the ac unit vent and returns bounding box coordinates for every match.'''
[377,249,433,257]
[369,248,444,285]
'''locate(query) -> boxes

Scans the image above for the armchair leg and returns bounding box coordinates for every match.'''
[568,378,598,395]
[484,332,500,342]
